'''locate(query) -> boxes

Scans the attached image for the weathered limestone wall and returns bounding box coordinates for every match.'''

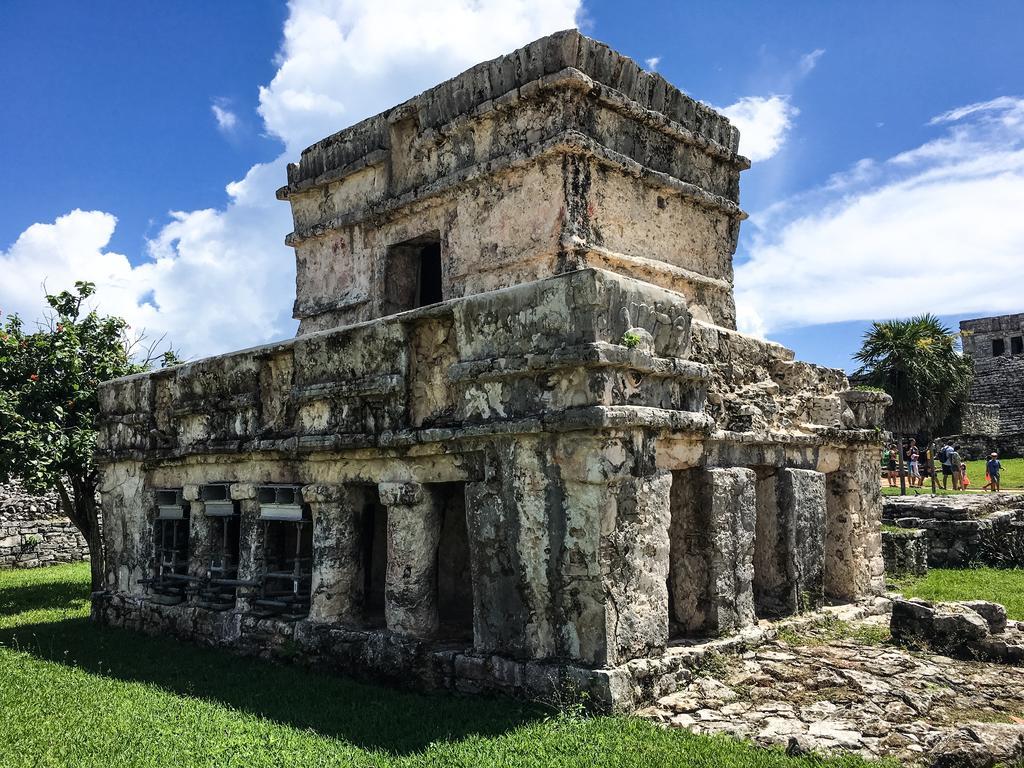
[824,448,885,601]
[280,30,747,334]
[881,529,928,576]
[884,494,1024,568]
[0,482,90,568]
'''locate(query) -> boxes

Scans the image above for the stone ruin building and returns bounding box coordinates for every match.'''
[952,313,1024,458]
[93,30,890,711]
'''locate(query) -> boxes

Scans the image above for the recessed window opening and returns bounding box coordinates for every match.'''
[1012,336,1023,355]
[255,486,312,620]
[147,489,191,604]
[198,484,240,611]
[417,242,443,307]
[435,482,473,640]
[359,488,388,626]
[992,338,1006,356]
[383,233,443,314]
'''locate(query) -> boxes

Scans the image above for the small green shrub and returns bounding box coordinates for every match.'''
[621,331,643,349]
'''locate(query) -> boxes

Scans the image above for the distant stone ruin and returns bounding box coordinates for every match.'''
[92,30,889,711]
[950,313,1024,458]
[1,482,89,569]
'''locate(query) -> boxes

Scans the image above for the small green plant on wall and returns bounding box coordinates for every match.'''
[621,330,643,349]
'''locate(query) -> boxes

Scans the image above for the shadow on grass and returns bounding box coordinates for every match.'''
[0,575,90,616]
[0,609,545,756]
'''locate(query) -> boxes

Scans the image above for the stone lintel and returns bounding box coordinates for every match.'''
[230,483,257,501]
[377,481,423,507]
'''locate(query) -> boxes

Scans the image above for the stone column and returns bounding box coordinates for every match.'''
[825,448,885,601]
[303,484,363,624]
[231,483,262,612]
[379,481,441,638]
[557,432,673,667]
[98,460,150,595]
[465,438,556,659]
[753,469,826,617]
[183,484,211,591]
[669,467,756,636]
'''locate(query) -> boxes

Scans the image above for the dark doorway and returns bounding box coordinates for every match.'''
[383,234,443,314]
[435,483,473,640]
[360,490,388,626]
[1012,336,1023,355]
[993,338,1006,357]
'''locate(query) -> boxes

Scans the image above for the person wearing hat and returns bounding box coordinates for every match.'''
[983,452,1002,492]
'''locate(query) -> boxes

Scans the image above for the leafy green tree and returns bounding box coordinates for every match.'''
[854,314,973,494]
[0,282,176,590]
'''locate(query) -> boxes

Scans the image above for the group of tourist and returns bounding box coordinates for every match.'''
[882,441,1002,492]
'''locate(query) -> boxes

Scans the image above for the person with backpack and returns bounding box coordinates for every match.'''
[938,443,954,489]
[949,445,964,490]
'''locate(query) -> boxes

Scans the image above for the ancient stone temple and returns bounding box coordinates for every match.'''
[93,30,889,711]
[956,314,1024,457]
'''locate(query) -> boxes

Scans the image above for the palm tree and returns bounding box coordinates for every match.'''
[854,314,973,495]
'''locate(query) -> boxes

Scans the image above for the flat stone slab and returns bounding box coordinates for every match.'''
[883,492,1024,522]
[638,613,1024,766]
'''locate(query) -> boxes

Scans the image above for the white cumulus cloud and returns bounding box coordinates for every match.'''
[645,56,660,71]
[0,0,581,359]
[720,95,798,162]
[735,96,1024,338]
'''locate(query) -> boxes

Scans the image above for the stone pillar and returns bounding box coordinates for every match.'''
[465,438,556,659]
[183,484,211,590]
[303,484,363,624]
[556,432,673,667]
[379,481,441,638]
[753,469,826,617]
[98,461,150,595]
[669,467,756,636]
[231,483,262,612]
[825,448,885,601]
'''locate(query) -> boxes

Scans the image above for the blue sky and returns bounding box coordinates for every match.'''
[2,1,1022,369]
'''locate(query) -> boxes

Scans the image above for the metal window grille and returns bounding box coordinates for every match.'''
[254,486,312,620]
[144,489,191,604]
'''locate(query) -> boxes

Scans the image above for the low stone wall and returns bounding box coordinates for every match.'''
[884,494,1024,568]
[0,482,90,568]
[881,529,928,576]
[891,598,1024,662]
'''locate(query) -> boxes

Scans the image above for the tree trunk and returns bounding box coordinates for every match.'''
[55,474,105,592]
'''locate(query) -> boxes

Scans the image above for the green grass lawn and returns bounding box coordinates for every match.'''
[0,563,885,768]
[893,567,1024,620]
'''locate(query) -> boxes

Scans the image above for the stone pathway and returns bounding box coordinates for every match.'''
[638,614,1024,766]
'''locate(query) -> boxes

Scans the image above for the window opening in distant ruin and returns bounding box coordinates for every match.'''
[255,486,312,620]
[383,233,443,314]
[147,489,190,604]
[359,488,388,626]
[1012,336,1023,355]
[435,482,473,639]
[992,338,1006,357]
[198,484,241,610]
